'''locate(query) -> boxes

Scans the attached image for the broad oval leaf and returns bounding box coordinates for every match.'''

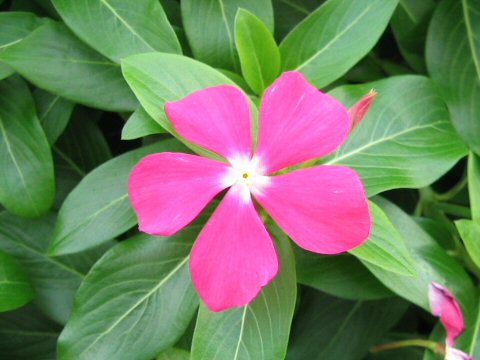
[0,76,54,218]
[181,0,273,72]
[191,225,296,360]
[58,228,200,360]
[455,220,480,270]
[122,107,166,140]
[0,21,138,111]
[49,139,186,256]
[426,0,480,155]
[0,250,34,312]
[350,201,416,276]
[280,0,399,88]
[326,75,467,196]
[234,9,280,95]
[157,348,190,360]
[52,0,181,63]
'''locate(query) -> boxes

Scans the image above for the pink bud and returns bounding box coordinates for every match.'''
[428,282,465,347]
[446,346,473,360]
[348,89,377,129]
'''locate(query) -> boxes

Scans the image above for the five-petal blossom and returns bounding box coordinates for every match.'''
[128,71,372,311]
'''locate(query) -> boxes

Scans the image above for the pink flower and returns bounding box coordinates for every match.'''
[128,71,372,311]
[429,282,473,360]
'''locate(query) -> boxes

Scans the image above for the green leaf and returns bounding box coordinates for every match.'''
[350,202,416,276]
[0,304,61,359]
[157,348,190,360]
[455,220,480,269]
[234,9,280,95]
[49,139,186,256]
[390,0,435,73]
[426,0,480,155]
[470,302,480,359]
[121,52,237,159]
[280,0,399,88]
[295,249,393,300]
[58,226,201,360]
[191,224,296,360]
[326,75,467,196]
[122,107,166,140]
[469,152,480,222]
[34,88,74,145]
[0,21,138,112]
[365,197,478,351]
[181,0,273,72]
[272,0,323,40]
[0,250,34,312]
[52,0,181,62]
[0,212,99,324]
[0,76,55,218]
[287,289,408,360]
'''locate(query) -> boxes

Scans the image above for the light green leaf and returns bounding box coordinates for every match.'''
[34,88,74,145]
[49,139,186,256]
[287,289,408,360]
[350,201,416,276]
[0,304,61,359]
[426,0,480,155]
[191,224,296,360]
[121,52,238,159]
[326,76,467,196]
[58,226,201,360]
[181,0,273,72]
[455,220,480,269]
[52,0,181,62]
[295,249,393,300]
[122,107,166,140]
[0,250,34,312]
[469,152,480,222]
[280,0,398,88]
[0,21,138,112]
[0,76,54,218]
[235,9,280,95]
[157,348,190,360]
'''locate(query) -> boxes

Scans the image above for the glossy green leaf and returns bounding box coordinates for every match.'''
[235,9,280,95]
[295,249,392,300]
[52,0,181,62]
[181,0,273,72]
[469,152,480,222]
[390,0,435,73]
[191,225,296,360]
[0,11,47,80]
[122,52,237,159]
[34,88,74,145]
[470,302,480,359]
[0,76,54,218]
[0,212,104,323]
[157,348,190,360]
[0,304,61,359]
[280,0,398,88]
[326,76,467,196]
[455,220,480,269]
[426,0,480,155]
[0,21,138,111]
[122,107,166,140]
[49,139,186,256]
[58,226,201,360]
[287,289,408,360]
[350,202,416,276]
[0,250,34,312]
[272,0,323,40]
[366,197,477,351]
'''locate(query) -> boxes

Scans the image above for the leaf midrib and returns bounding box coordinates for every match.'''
[461,0,480,80]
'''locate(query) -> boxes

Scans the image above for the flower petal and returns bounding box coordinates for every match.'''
[190,185,278,311]
[254,71,351,173]
[129,152,229,236]
[446,346,473,360]
[253,165,371,254]
[429,282,465,346]
[165,85,252,162]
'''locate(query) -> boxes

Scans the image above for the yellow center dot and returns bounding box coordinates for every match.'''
[242,173,249,179]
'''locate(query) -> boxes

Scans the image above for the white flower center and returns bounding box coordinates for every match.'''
[223,156,269,198]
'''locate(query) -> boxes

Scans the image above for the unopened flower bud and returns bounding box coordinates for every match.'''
[348,89,377,130]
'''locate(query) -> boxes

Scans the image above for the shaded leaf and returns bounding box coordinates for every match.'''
[455,220,480,269]
[0,250,34,312]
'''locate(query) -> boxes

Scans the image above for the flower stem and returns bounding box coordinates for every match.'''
[370,339,445,355]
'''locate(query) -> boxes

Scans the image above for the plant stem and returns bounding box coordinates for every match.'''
[370,339,445,355]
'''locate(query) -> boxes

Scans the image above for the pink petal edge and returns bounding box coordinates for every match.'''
[128,152,230,236]
[253,165,371,254]
[190,185,279,312]
[165,85,252,162]
[254,71,351,174]
[428,282,465,346]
